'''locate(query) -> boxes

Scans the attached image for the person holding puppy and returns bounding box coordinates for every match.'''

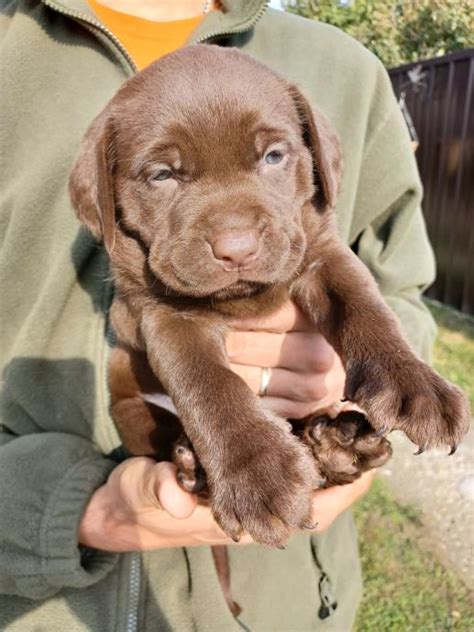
[0,1,436,630]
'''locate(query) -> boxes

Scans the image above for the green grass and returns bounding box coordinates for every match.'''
[354,478,474,632]
[354,301,474,631]
[427,299,474,411]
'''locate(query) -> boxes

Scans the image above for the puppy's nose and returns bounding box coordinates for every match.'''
[210,230,260,268]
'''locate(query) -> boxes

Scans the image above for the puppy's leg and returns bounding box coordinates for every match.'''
[171,438,239,619]
[110,343,239,615]
[292,239,470,452]
[141,305,319,547]
[211,546,242,617]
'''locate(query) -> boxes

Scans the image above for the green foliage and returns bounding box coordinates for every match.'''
[286,0,474,67]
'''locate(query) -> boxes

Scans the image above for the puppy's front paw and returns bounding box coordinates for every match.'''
[209,417,319,547]
[345,357,470,453]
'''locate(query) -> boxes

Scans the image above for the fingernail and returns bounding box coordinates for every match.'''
[304,521,318,530]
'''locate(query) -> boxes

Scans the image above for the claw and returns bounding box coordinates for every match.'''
[374,425,388,438]
[414,445,426,455]
[340,397,348,402]
[276,544,287,550]
[449,444,458,456]
[231,534,241,543]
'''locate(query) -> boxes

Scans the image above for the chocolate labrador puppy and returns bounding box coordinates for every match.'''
[69,46,470,552]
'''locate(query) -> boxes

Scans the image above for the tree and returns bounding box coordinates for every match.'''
[286,0,474,67]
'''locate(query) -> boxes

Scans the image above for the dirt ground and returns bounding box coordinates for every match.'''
[380,427,474,589]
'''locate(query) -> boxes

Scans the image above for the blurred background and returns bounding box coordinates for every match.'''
[278,1,473,629]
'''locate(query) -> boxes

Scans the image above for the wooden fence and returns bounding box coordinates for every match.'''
[389,49,474,315]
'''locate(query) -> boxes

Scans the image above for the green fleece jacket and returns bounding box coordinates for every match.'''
[0,1,436,630]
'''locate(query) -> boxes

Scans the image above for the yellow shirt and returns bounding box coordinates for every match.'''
[88,0,205,70]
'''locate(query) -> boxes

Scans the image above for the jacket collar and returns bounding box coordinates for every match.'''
[41,0,269,44]
[41,0,268,73]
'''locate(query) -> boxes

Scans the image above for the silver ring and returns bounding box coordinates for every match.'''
[259,367,271,397]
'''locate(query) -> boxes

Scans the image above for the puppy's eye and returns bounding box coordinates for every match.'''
[264,150,284,165]
[151,168,173,182]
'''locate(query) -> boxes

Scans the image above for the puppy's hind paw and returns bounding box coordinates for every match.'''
[299,410,392,487]
[172,434,207,493]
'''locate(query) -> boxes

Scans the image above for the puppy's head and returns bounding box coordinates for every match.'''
[70,45,342,300]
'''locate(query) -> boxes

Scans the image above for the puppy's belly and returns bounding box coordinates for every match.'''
[141,392,177,415]
[108,345,182,458]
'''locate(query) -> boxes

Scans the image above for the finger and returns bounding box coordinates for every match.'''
[226,331,335,372]
[154,462,198,519]
[261,396,317,419]
[230,364,329,403]
[230,301,312,333]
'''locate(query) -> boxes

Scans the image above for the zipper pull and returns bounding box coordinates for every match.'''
[318,573,338,619]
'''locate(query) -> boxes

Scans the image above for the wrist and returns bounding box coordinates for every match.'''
[77,480,188,552]
[78,484,129,550]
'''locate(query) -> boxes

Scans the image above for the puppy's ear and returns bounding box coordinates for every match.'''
[289,86,343,212]
[69,109,116,253]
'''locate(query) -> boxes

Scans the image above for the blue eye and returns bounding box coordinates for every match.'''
[153,169,173,181]
[264,150,284,165]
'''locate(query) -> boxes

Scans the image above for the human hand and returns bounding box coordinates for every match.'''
[78,457,253,552]
[226,299,346,418]
[78,457,374,552]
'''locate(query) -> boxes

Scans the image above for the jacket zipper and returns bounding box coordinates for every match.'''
[39,2,269,631]
[126,553,142,632]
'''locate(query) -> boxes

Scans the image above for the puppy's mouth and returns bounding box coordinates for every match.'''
[209,280,268,301]
[148,224,306,301]
[167,261,271,299]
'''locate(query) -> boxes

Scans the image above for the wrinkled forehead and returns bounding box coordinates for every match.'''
[112,46,300,163]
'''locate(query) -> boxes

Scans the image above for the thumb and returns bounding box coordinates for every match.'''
[153,462,198,519]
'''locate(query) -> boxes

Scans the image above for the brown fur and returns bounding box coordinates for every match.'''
[69,43,470,590]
